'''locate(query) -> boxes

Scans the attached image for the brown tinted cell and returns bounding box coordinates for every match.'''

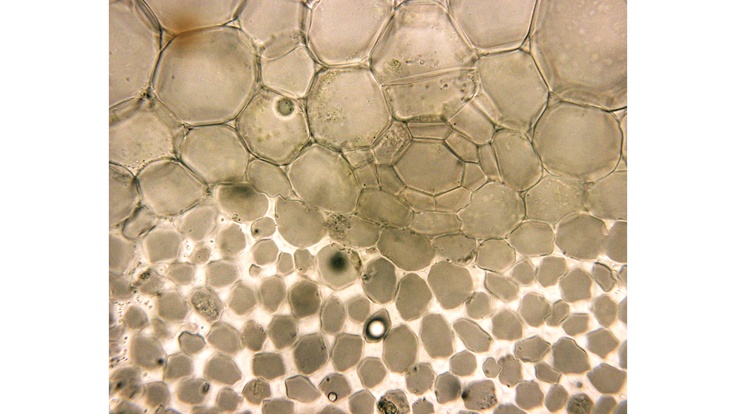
[432,234,476,264]
[587,363,626,395]
[556,213,608,261]
[547,300,570,328]
[357,189,413,228]
[618,297,627,324]
[395,141,463,195]
[524,176,585,225]
[491,309,524,341]
[591,263,616,292]
[518,293,551,327]
[434,372,462,404]
[166,262,194,286]
[110,366,142,399]
[515,381,543,410]
[377,390,410,414]
[262,398,295,414]
[289,279,322,319]
[567,393,594,414]
[143,381,171,408]
[343,216,380,247]
[252,352,286,380]
[484,273,520,303]
[276,252,295,275]
[204,354,242,385]
[242,378,271,405]
[459,183,525,239]
[216,224,246,259]
[593,396,617,414]
[357,357,387,389]
[410,211,463,236]
[462,379,498,411]
[215,184,269,223]
[446,132,479,162]
[252,239,279,266]
[285,375,321,403]
[453,318,492,353]
[514,336,551,363]
[178,331,205,355]
[493,130,543,191]
[215,387,242,412]
[259,277,286,313]
[317,244,362,290]
[178,205,218,241]
[268,315,298,349]
[450,0,535,51]
[123,305,148,330]
[181,125,248,183]
[228,282,257,316]
[289,146,360,214]
[241,320,267,352]
[177,378,210,405]
[332,334,363,372]
[164,353,193,381]
[592,295,618,327]
[552,337,590,374]
[154,27,256,124]
[562,313,589,337]
[586,329,620,359]
[493,404,526,414]
[293,333,329,375]
[110,272,134,300]
[545,384,569,412]
[110,400,144,414]
[531,0,626,109]
[362,257,398,304]
[205,260,240,289]
[246,158,293,198]
[405,363,435,395]
[130,335,166,369]
[412,398,435,414]
[207,322,241,354]
[534,104,622,182]
[395,273,432,321]
[349,389,377,414]
[156,290,189,321]
[587,171,627,221]
[377,227,435,272]
[321,295,347,334]
[143,226,182,263]
[383,325,419,373]
[122,206,156,240]
[109,164,139,227]
[482,357,501,378]
[477,239,516,272]
[238,90,310,165]
[450,351,477,376]
[261,44,315,99]
[251,217,276,239]
[619,340,627,369]
[606,222,627,263]
[427,261,474,310]
[559,269,593,303]
[535,362,561,384]
[346,295,371,323]
[189,242,211,264]
[466,291,493,319]
[509,221,555,257]
[510,260,536,286]
[498,355,523,387]
[319,373,352,402]
[420,314,455,359]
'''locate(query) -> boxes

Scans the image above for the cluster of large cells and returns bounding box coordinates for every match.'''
[110,0,626,413]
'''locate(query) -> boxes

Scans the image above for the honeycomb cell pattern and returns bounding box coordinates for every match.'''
[109,0,627,413]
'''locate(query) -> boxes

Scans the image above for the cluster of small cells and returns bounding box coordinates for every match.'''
[109,0,627,413]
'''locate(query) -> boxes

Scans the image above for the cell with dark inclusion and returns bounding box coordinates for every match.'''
[318,373,351,402]
[567,393,594,414]
[242,378,271,405]
[189,287,223,322]
[377,389,410,414]
[405,363,435,395]
[317,244,362,290]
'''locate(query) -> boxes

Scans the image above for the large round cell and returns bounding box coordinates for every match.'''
[459,182,524,238]
[308,0,392,65]
[307,69,390,150]
[395,141,464,195]
[180,125,248,183]
[237,90,310,165]
[288,146,360,213]
[137,159,204,216]
[534,103,622,182]
[478,51,548,131]
[154,27,256,124]
[531,0,626,109]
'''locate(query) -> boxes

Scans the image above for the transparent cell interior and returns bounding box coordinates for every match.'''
[109,0,627,413]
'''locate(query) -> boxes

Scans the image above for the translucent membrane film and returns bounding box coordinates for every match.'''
[109,0,627,413]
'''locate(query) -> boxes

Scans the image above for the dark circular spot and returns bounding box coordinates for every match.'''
[276,98,295,117]
[330,252,347,272]
[202,382,210,393]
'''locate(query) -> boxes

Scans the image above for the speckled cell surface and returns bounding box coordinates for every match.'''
[109,1,627,412]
